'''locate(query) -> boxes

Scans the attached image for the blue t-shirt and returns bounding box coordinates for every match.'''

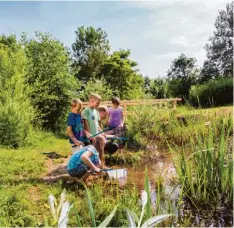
[67,145,99,171]
[67,112,86,144]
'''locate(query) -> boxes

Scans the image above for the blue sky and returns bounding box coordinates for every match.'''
[0,0,228,77]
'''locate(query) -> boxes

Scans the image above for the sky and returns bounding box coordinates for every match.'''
[0,0,229,78]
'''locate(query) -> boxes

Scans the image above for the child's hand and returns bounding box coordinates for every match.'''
[94,167,101,173]
[75,140,84,147]
[90,137,96,143]
[86,132,92,138]
[119,123,124,127]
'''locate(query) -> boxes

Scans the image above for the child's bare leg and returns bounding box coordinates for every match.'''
[80,172,93,186]
[105,130,114,135]
[95,136,109,168]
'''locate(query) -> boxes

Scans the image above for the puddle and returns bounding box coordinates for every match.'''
[113,152,177,189]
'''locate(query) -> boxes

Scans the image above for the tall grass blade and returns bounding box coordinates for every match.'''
[98,206,117,228]
[144,166,151,219]
[141,214,174,228]
[74,209,82,227]
[85,186,96,227]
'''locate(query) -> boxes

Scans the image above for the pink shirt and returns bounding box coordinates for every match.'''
[108,107,123,127]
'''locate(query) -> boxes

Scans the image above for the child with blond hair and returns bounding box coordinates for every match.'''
[82,93,107,167]
[67,99,87,154]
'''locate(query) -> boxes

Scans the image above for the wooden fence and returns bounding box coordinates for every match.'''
[83,98,182,117]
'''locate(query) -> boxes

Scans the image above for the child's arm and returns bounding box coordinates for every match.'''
[108,109,111,126]
[83,119,92,138]
[81,109,93,139]
[81,151,100,172]
[119,108,125,127]
[67,126,83,146]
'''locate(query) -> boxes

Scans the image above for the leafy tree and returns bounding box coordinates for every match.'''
[0,35,34,147]
[101,49,144,99]
[78,77,112,101]
[72,26,110,83]
[202,2,233,80]
[149,77,170,99]
[144,76,151,94]
[166,54,199,101]
[200,60,219,83]
[24,32,77,132]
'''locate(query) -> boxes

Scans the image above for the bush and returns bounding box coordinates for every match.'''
[0,37,34,147]
[189,77,233,107]
[24,32,77,132]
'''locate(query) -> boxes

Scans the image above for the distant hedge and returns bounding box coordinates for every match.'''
[189,77,233,107]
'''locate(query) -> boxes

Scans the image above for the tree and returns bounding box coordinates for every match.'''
[72,26,110,83]
[149,77,170,99]
[202,2,233,80]
[0,35,34,147]
[24,32,77,132]
[200,60,219,83]
[101,49,145,99]
[166,54,199,100]
[78,77,112,101]
[144,76,151,94]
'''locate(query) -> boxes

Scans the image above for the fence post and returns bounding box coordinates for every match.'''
[123,104,127,120]
[173,100,177,109]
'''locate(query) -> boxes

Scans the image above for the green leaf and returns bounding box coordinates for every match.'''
[85,186,96,227]
[74,209,83,227]
[98,206,117,228]
[126,209,137,227]
[141,214,174,228]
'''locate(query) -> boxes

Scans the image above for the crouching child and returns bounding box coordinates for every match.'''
[67,145,101,185]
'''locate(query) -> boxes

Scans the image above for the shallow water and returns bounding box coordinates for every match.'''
[112,152,177,189]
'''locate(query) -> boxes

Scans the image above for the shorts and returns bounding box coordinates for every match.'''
[112,125,127,137]
[67,157,99,178]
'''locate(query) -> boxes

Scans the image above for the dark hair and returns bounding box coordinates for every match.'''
[112,97,120,106]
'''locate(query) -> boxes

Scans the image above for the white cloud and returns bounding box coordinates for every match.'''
[169,36,188,46]
[123,0,229,77]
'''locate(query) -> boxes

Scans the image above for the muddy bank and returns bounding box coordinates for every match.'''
[41,148,177,188]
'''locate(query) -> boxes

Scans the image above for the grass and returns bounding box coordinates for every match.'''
[0,130,144,227]
[0,105,232,227]
[127,105,233,147]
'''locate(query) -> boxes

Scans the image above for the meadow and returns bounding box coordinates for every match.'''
[0,105,232,227]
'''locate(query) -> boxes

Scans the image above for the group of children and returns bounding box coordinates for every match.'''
[66,93,124,185]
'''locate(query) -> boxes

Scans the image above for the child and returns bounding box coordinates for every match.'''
[82,93,107,167]
[108,97,125,135]
[67,145,101,186]
[97,105,109,129]
[67,99,87,154]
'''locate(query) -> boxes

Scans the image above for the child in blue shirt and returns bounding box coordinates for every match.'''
[67,145,101,185]
[67,99,88,154]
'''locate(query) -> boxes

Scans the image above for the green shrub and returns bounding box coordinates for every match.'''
[189,77,233,107]
[24,32,77,132]
[0,37,34,147]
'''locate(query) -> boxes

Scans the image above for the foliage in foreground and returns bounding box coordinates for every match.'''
[172,116,233,209]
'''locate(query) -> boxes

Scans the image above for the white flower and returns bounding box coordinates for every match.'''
[141,190,148,207]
